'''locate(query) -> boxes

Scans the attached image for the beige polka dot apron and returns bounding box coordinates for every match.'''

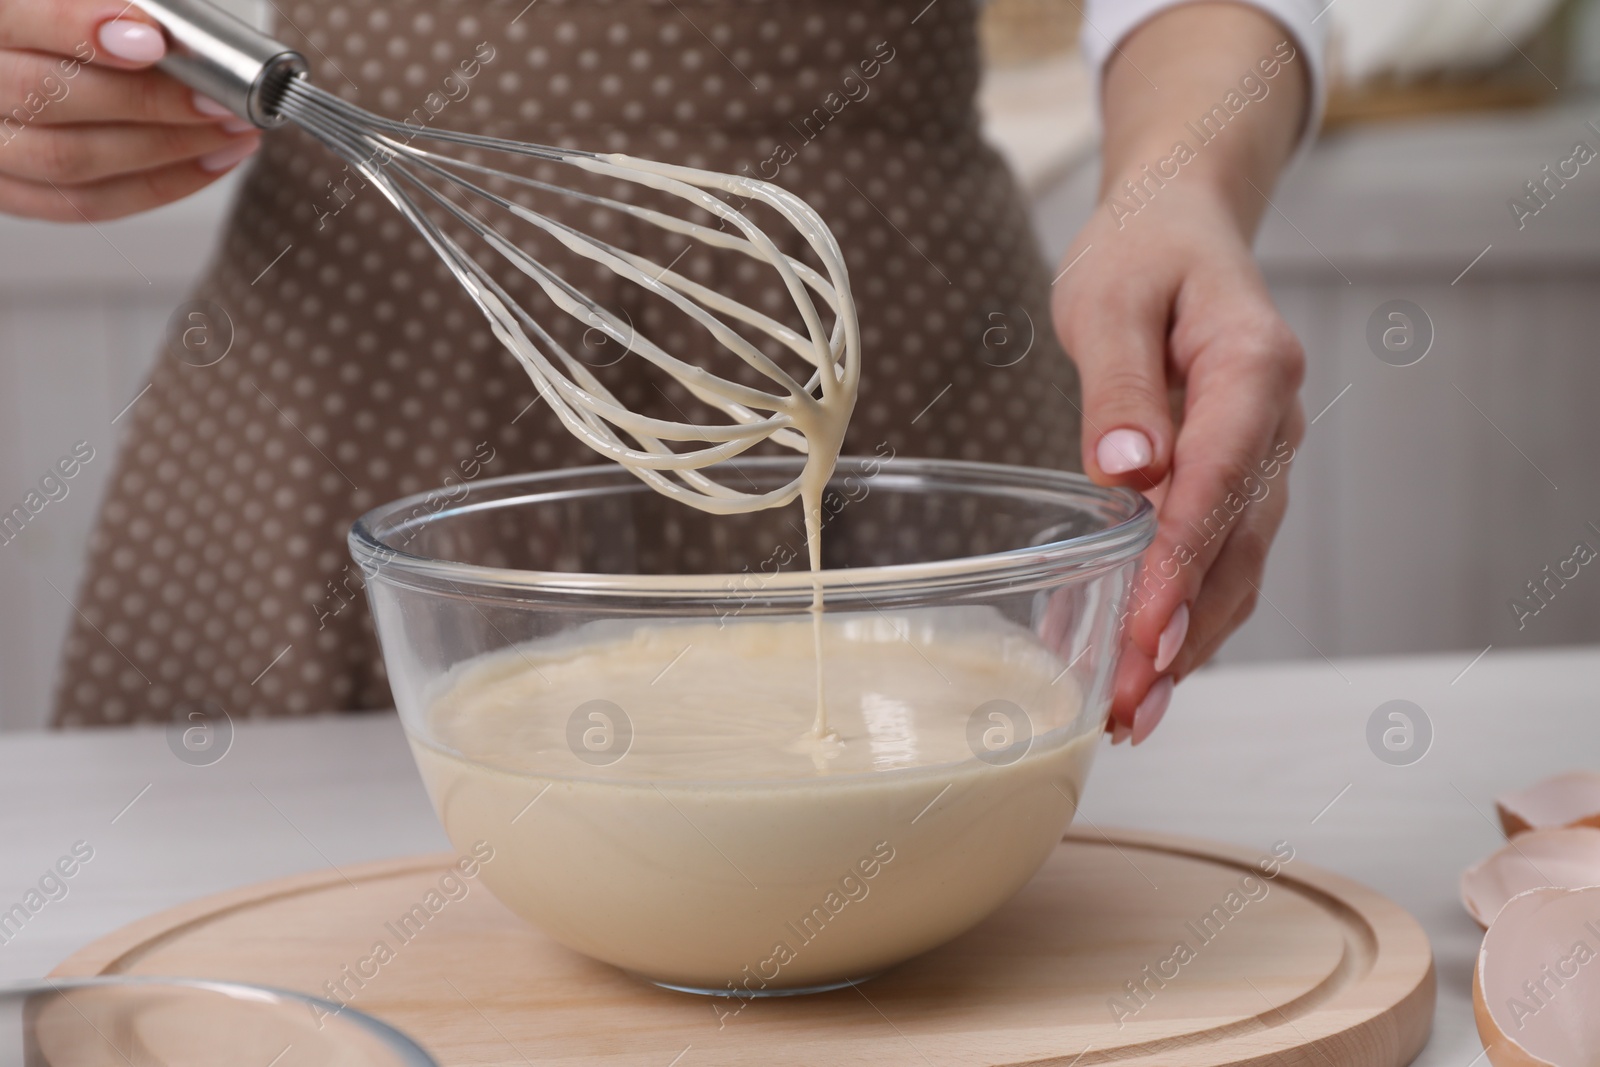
[53,0,1082,726]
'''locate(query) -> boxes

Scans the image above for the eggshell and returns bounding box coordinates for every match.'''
[1473,885,1600,1067]
[1461,827,1600,927]
[1497,771,1600,837]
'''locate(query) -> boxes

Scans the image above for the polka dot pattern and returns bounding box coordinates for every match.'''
[52,0,1081,726]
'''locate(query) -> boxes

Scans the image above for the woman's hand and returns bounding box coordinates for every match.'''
[1052,2,1312,745]
[1055,182,1305,744]
[0,0,260,221]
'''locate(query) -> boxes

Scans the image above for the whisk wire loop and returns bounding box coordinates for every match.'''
[275,76,858,514]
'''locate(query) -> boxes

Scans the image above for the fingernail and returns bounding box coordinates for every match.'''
[1097,428,1153,475]
[222,118,257,134]
[193,93,234,118]
[1131,676,1174,746]
[1110,718,1132,745]
[1155,602,1189,673]
[199,137,261,172]
[98,19,166,63]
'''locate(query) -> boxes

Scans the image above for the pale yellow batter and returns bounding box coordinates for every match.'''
[408,609,1100,991]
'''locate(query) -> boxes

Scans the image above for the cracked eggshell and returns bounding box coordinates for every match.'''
[1461,827,1600,928]
[1473,885,1600,1067]
[1497,771,1600,837]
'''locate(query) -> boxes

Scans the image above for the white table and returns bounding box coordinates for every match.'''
[4,646,1595,1064]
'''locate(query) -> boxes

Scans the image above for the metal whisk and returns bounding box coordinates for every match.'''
[137,0,860,515]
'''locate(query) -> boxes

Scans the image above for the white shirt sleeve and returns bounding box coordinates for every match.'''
[1080,0,1328,161]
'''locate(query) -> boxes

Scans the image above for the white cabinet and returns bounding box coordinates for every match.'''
[0,178,238,730]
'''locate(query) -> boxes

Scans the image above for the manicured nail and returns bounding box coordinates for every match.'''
[222,118,256,134]
[1110,718,1132,745]
[1131,676,1174,746]
[193,93,234,118]
[98,20,166,63]
[199,137,261,172]
[1155,602,1189,673]
[1096,428,1153,475]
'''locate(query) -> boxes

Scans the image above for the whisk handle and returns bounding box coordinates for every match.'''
[134,0,307,128]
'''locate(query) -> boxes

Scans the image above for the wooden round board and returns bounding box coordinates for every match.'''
[52,828,1434,1066]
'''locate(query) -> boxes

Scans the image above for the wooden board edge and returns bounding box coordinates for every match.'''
[48,827,1437,1066]
[48,853,458,979]
[1063,826,1436,1063]
[1173,962,1435,1067]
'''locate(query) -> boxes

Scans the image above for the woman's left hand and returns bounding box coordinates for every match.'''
[1053,180,1306,746]
[1051,1,1315,746]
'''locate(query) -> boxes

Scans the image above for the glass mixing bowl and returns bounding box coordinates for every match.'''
[0,977,436,1066]
[351,456,1154,996]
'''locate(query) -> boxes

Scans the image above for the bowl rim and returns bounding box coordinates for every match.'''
[348,456,1156,598]
[3,976,438,1065]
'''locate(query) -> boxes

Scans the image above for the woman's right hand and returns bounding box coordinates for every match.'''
[0,0,261,221]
